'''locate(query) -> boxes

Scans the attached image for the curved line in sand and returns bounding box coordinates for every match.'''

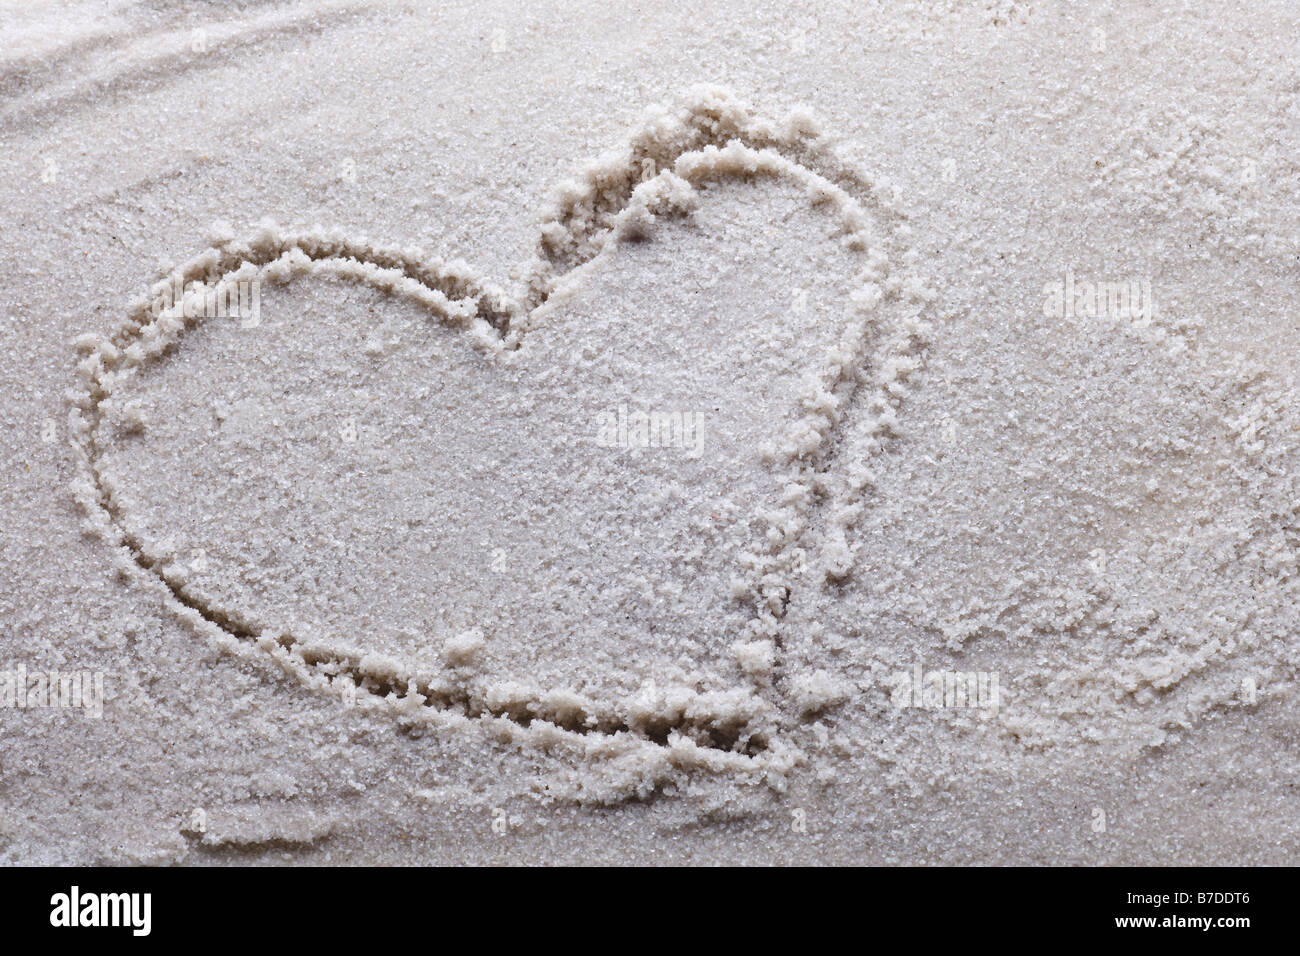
[67,89,932,769]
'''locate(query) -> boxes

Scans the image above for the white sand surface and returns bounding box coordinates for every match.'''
[1,0,1297,864]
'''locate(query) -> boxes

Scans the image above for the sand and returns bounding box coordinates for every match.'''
[1,0,1297,864]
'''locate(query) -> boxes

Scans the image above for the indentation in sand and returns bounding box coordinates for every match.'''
[68,89,932,774]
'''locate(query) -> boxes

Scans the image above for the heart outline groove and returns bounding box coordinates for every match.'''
[68,88,936,774]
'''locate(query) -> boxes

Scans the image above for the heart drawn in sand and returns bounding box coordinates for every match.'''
[68,90,935,767]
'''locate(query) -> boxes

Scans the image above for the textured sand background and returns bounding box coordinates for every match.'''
[1,0,1297,864]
